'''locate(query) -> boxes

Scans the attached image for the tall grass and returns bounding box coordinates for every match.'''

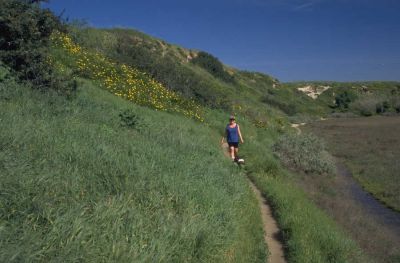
[237,124,366,263]
[249,174,366,263]
[0,72,265,262]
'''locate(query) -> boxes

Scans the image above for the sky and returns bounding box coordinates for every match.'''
[44,0,400,82]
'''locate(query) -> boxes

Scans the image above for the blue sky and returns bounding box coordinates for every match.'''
[44,0,400,82]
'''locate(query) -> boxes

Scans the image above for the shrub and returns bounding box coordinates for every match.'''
[375,101,390,114]
[119,109,142,129]
[0,0,75,94]
[272,133,335,175]
[334,90,357,110]
[191,51,235,83]
[350,96,380,116]
[395,102,400,113]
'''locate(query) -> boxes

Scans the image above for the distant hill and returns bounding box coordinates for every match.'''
[284,81,400,118]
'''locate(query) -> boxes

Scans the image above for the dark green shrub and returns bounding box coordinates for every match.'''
[272,133,335,175]
[0,0,73,94]
[191,51,235,83]
[376,101,390,114]
[334,90,357,110]
[119,109,142,129]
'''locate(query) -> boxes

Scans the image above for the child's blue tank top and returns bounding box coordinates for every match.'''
[226,124,239,143]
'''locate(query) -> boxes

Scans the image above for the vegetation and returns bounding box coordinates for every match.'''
[1,3,393,262]
[191,51,235,83]
[272,133,335,175]
[333,90,357,111]
[0,69,266,262]
[68,27,232,109]
[238,127,365,263]
[66,27,294,127]
[250,174,365,263]
[50,31,203,121]
[305,117,400,212]
[0,0,75,94]
[283,81,400,117]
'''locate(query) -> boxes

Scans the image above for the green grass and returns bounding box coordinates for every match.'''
[305,116,400,212]
[0,71,266,262]
[221,117,366,263]
[67,26,294,126]
[0,19,381,263]
[284,81,400,117]
[250,174,365,263]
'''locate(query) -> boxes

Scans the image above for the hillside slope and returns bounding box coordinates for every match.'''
[69,27,326,125]
[0,67,266,262]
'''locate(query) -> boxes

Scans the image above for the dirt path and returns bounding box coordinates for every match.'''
[291,123,306,135]
[221,143,287,263]
[249,181,287,263]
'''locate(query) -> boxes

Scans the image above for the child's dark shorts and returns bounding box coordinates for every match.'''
[228,142,239,148]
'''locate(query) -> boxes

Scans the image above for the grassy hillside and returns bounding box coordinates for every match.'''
[0,67,266,262]
[0,2,371,262]
[67,26,310,126]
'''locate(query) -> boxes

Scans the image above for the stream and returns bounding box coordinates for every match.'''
[336,162,400,236]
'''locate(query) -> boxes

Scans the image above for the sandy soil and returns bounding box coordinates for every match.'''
[297,85,331,99]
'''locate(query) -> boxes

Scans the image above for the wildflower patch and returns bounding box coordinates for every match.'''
[50,32,204,121]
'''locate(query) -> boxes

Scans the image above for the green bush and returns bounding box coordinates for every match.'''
[191,51,235,83]
[0,0,74,94]
[119,109,142,129]
[375,101,390,114]
[350,95,400,116]
[334,90,357,110]
[395,102,400,113]
[272,133,335,175]
[350,96,379,116]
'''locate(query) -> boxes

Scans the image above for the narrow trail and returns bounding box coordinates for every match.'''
[221,143,287,263]
[249,181,287,263]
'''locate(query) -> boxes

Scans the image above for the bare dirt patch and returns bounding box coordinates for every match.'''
[297,85,331,99]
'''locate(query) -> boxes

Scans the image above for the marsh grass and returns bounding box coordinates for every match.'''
[293,167,400,263]
[305,117,400,212]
